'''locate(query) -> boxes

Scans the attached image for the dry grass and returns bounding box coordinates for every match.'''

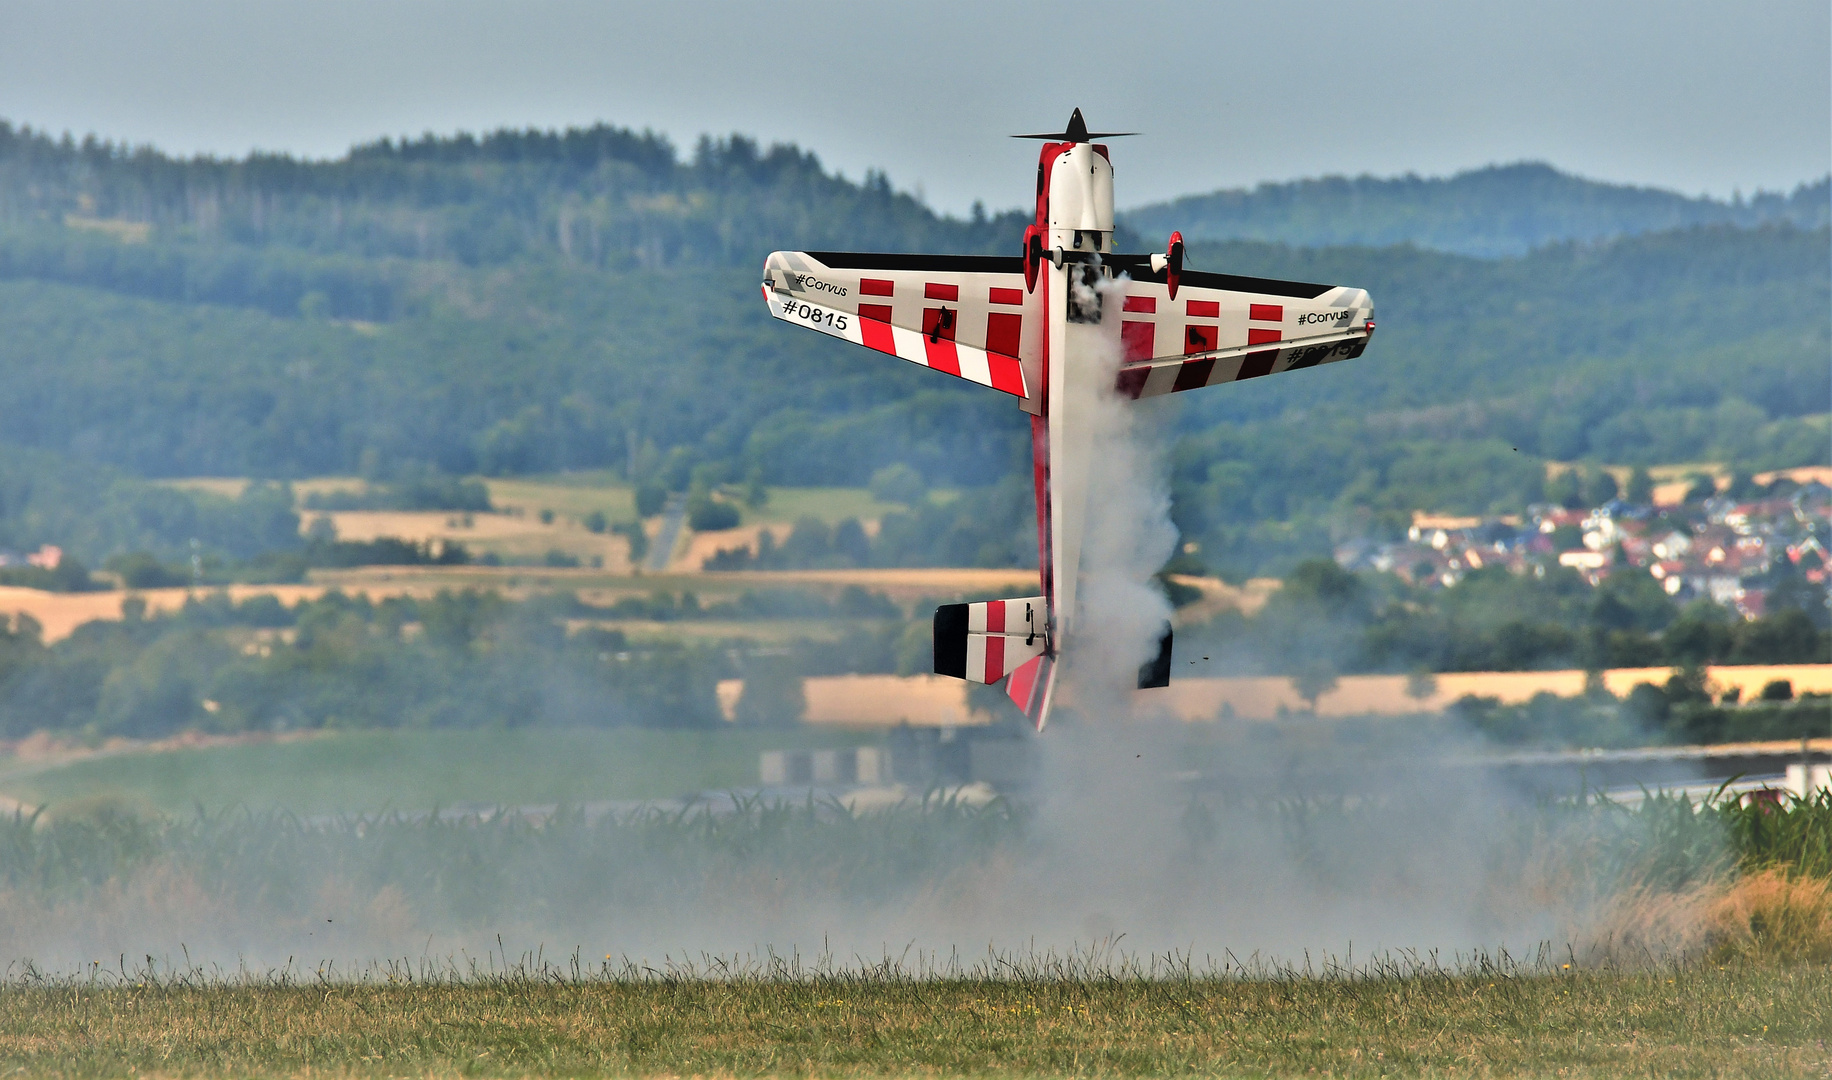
[0,961,1825,1078]
[1707,869,1832,963]
[1577,869,1832,967]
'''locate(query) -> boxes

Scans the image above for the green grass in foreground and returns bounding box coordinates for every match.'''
[0,727,874,816]
[0,963,1826,1078]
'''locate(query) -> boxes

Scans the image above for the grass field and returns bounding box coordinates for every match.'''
[482,472,637,523]
[747,485,917,526]
[480,474,914,527]
[0,961,1825,1078]
[0,727,875,817]
[0,788,1826,1076]
[156,476,922,569]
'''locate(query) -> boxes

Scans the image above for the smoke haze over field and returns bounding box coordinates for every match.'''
[3,716,1677,975]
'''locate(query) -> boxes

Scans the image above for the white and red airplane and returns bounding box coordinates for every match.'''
[762,110,1375,729]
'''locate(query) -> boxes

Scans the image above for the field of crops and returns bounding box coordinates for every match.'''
[164,475,923,572]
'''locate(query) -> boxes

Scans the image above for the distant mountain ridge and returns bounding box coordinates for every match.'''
[1123,162,1830,257]
[0,120,1824,576]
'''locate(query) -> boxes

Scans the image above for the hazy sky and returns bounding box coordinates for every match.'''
[1,0,1826,214]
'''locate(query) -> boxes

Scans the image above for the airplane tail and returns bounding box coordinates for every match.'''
[1004,654,1058,729]
[933,597,1171,731]
[932,596,1049,686]
[1139,624,1173,689]
[933,595,1057,729]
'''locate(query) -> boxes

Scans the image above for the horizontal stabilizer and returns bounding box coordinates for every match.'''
[1138,624,1173,689]
[933,596,1049,684]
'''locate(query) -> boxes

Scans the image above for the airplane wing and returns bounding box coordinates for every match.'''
[762,251,1034,398]
[1099,257,1375,400]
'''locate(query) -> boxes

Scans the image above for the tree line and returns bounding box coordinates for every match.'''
[1187,558,1830,680]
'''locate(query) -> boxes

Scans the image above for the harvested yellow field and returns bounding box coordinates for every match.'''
[697,566,1038,602]
[1153,664,1832,721]
[319,564,1043,603]
[0,584,327,642]
[1755,465,1832,488]
[572,618,856,645]
[0,566,1048,643]
[720,674,980,726]
[773,664,1832,727]
[1538,461,1830,509]
[0,578,569,643]
[144,476,1007,573]
[671,522,791,571]
[1167,574,1278,622]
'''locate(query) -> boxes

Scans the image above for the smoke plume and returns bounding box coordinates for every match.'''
[1059,270,1179,718]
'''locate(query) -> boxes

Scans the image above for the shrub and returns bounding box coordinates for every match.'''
[869,463,927,506]
[1705,869,1832,963]
[635,484,668,518]
[1762,679,1795,702]
[688,498,740,532]
[611,521,648,562]
[104,552,187,589]
[734,657,805,727]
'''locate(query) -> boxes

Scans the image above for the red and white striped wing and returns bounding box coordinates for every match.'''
[762,251,1033,398]
[1107,272,1375,400]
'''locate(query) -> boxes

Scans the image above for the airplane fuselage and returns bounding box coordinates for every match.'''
[760,110,1375,727]
[1031,137,1120,649]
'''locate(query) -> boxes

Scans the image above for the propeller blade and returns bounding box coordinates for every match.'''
[1012,107,1136,142]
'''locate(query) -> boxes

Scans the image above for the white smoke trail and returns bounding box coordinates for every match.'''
[1061,270,1179,721]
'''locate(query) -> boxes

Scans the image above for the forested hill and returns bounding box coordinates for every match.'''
[0,119,1825,573]
[1124,163,1830,257]
[0,119,1038,321]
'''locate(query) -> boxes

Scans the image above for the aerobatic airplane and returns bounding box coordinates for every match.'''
[762,110,1375,729]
